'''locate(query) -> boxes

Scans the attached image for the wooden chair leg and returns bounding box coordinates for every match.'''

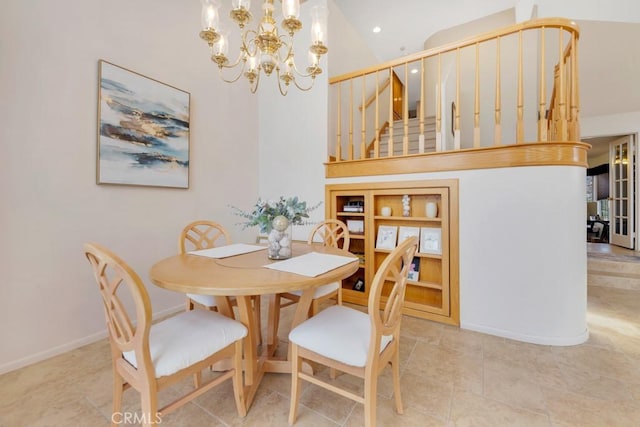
[391,349,403,414]
[363,370,377,427]
[112,370,125,427]
[185,298,194,311]
[139,385,159,427]
[288,344,301,425]
[193,371,201,388]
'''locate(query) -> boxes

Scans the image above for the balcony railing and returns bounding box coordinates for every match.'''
[327,18,588,178]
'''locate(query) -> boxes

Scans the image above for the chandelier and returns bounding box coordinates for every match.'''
[199,0,328,95]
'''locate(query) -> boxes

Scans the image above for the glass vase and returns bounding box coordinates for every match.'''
[267,216,293,260]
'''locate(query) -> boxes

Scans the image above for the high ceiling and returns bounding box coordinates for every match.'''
[333,2,640,120]
[333,0,520,62]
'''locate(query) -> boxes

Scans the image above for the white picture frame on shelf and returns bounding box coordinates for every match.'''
[419,227,442,254]
[346,219,364,234]
[376,225,398,250]
[398,226,420,244]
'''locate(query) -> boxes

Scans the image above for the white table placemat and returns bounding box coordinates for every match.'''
[188,243,266,259]
[264,252,357,277]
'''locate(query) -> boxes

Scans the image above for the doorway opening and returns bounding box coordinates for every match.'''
[583,134,637,252]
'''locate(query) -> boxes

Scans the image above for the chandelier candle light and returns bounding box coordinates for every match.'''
[199,0,328,95]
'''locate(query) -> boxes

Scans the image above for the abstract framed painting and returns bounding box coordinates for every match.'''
[97,60,190,188]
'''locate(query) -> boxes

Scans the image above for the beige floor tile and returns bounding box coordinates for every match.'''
[298,381,358,425]
[543,387,640,427]
[400,315,444,344]
[3,282,640,426]
[483,339,567,389]
[482,364,548,413]
[439,327,486,357]
[404,341,483,394]
[400,372,454,420]
[345,394,449,426]
[450,390,550,427]
[552,344,640,385]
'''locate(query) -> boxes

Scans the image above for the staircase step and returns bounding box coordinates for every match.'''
[587,257,640,291]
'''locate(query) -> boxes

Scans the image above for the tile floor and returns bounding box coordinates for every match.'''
[2,284,640,426]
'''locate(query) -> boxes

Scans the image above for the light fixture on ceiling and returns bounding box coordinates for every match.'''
[372,26,381,33]
[199,0,328,96]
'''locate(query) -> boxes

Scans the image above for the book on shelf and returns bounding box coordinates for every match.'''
[407,256,420,281]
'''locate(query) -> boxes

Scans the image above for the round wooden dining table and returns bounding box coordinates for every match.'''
[149,242,359,410]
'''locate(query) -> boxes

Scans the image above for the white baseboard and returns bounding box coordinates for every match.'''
[0,305,183,375]
[461,322,590,346]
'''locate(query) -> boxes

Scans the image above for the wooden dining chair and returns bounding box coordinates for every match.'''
[288,236,418,427]
[83,243,247,426]
[179,220,262,345]
[267,219,350,348]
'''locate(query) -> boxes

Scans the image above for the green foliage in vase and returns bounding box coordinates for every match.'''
[230,196,322,233]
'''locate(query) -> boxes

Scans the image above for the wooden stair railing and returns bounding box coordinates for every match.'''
[329,18,580,166]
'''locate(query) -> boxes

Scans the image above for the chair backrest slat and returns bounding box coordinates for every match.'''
[84,243,153,358]
[179,220,231,254]
[307,219,350,249]
[368,237,418,352]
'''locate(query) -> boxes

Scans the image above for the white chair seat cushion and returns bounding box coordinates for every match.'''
[187,293,218,308]
[289,305,392,367]
[123,309,247,377]
[289,282,340,299]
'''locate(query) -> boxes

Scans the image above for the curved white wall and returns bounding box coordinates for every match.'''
[327,165,588,346]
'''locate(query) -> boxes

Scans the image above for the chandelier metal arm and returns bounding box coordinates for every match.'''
[199,0,328,95]
[217,62,247,84]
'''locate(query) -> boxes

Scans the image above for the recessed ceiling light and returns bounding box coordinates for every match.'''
[411,68,419,74]
[372,26,382,33]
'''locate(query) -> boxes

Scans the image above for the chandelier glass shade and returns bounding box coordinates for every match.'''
[199,0,328,95]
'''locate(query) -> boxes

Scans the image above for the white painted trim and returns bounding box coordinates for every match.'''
[0,305,183,375]
[461,322,589,346]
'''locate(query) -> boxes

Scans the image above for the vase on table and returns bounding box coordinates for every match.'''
[267,215,293,260]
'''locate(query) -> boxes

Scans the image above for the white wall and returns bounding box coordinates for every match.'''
[257,0,382,238]
[0,0,259,373]
[327,165,588,345]
[536,0,640,23]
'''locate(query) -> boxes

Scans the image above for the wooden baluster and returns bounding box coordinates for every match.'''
[403,63,409,155]
[436,53,442,152]
[361,74,366,159]
[388,67,394,157]
[419,58,425,153]
[336,82,342,161]
[473,43,480,148]
[495,36,502,146]
[557,28,567,141]
[569,33,580,140]
[454,48,460,150]
[550,65,559,140]
[374,71,380,158]
[538,27,547,142]
[516,30,524,143]
[349,79,354,160]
